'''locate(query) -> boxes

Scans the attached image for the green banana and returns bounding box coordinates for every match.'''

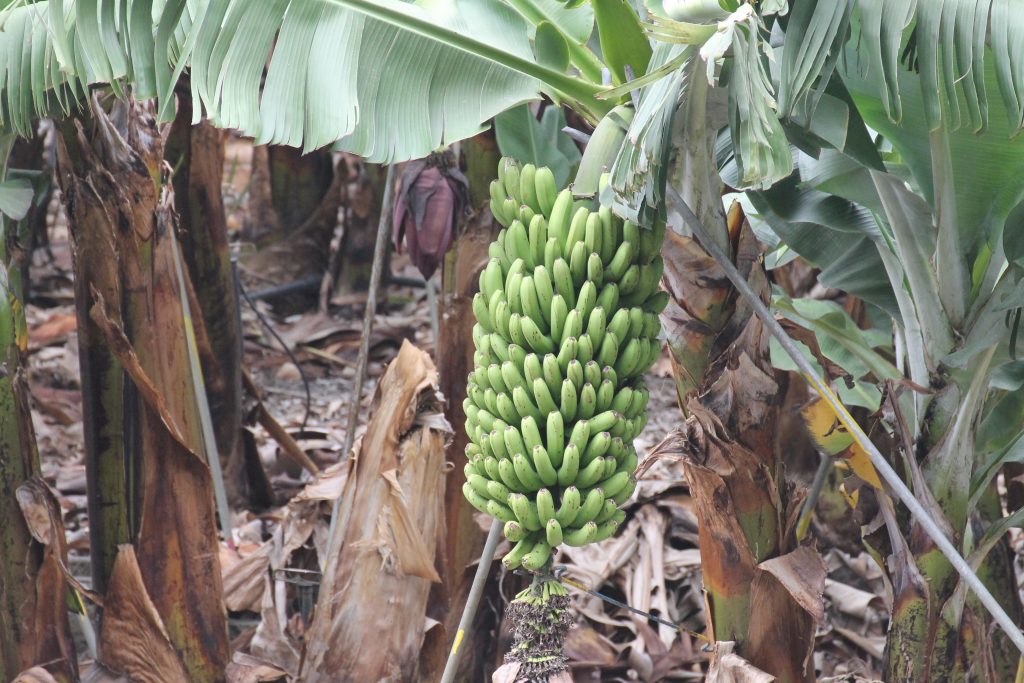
[587,306,606,350]
[596,282,620,315]
[523,354,543,388]
[484,455,501,480]
[568,419,590,454]
[532,377,559,415]
[508,493,542,531]
[575,453,606,489]
[503,424,528,457]
[500,361,526,395]
[504,520,527,542]
[556,337,577,374]
[521,315,555,354]
[546,411,565,467]
[618,264,640,295]
[506,222,532,268]
[542,353,562,396]
[544,237,559,274]
[614,338,642,378]
[605,240,635,281]
[521,540,552,571]
[560,308,583,346]
[486,499,517,523]
[521,415,543,451]
[565,206,590,254]
[528,214,547,268]
[498,458,525,492]
[566,359,584,389]
[463,482,490,514]
[520,275,545,331]
[519,164,539,214]
[593,518,621,542]
[550,294,568,342]
[578,382,597,420]
[598,205,617,263]
[557,442,581,487]
[573,487,606,527]
[512,387,544,423]
[554,486,581,527]
[473,293,492,331]
[612,475,638,505]
[513,453,544,490]
[586,252,604,288]
[563,522,597,547]
[467,473,491,499]
[532,444,558,486]
[547,189,574,247]
[638,221,665,264]
[594,499,619,525]
[490,180,512,226]
[508,343,528,368]
[589,410,619,434]
[502,537,534,569]
[581,431,612,465]
[545,518,563,547]
[501,158,521,204]
[576,333,594,365]
[532,266,554,324]
[536,488,556,522]
[552,258,575,307]
[575,280,596,320]
[559,378,578,422]
[569,240,588,288]
[598,470,631,499]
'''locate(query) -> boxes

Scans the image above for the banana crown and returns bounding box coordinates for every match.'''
[463,158,666,571]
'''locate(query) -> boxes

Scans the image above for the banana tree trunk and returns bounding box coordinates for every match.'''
[330,159,390,298]
[165,84,246,507]
[885,375,1024,682]
[56,99,228,682]
[0,258,77,681]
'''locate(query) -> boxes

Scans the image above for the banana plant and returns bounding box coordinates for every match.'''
[701,6,1024,680]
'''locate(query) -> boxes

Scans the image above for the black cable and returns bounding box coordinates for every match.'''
[235,269,312,436]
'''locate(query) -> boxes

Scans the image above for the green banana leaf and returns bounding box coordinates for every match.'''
[494,104,581,187]
[0,0,611,162]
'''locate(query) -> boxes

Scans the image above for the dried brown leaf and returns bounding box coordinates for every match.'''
[492,662,522,683]
[302,341,447,682]
[99,546,189,683]
[706,642,775,683]
[88,289,203,464]
[12,667,60,683]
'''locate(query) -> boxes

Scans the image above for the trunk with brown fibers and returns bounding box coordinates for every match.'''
[657,71,826,680]
[164,84,246,507]
[0,214,77,679]
[418,134,506,682]
[662,210,825,683]
[55,97,228,682]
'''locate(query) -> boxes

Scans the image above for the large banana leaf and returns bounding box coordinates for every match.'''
[185,0,555,159]
[777,1,1024,134]
[1,0,610,162]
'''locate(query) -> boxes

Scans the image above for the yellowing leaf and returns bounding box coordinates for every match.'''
[801,395,882,491]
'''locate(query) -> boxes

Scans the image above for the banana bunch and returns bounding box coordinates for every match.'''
[461,157,666,572]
